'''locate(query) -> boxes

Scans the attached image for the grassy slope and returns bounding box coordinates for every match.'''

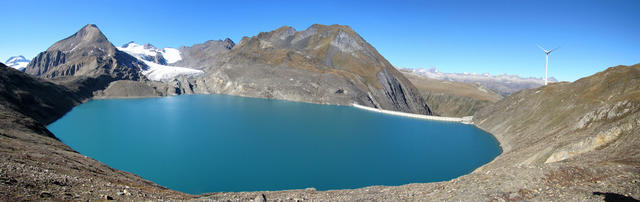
[402,71,503,116]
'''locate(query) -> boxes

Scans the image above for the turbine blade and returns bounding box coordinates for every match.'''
[537,44,547,52]
[549,47,560,53]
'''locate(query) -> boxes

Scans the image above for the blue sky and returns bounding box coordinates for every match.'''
[2,0,638,81]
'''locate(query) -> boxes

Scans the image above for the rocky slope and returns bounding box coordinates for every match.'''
[401,70,503,117]
[0,63,190,200]
[171,38,235,69]
[24,24,146,97]
[474,64,640,168]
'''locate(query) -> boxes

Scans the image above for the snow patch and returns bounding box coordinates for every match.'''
[140,60,203,82]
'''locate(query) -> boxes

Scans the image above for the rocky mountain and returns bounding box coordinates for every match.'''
[184,25,431,114]
[24,24,146,97]
[4,55,30,71]
[401,67,558,95]
[401,70,503,117]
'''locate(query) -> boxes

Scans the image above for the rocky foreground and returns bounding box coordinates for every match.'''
[1,62,639,201]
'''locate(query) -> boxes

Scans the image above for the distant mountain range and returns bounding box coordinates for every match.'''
[4,55,30,71]
[399,67,558,95]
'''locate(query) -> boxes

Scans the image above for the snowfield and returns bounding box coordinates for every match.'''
[118,42,182,64]
[8,61,28,70]
[140,59,203,82]
[118,42,158,59]
[118,42,202,82]
[160,48,182,64]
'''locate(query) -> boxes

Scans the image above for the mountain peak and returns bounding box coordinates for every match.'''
[143,43,157,50]
[6,55,27,63]
[223,38,235,46]
[80,24,99,32]
[74,24,107,42]
[4,55,30,70]
[47,24,115,55]
[122,41,136,48]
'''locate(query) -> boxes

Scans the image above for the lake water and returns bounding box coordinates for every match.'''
[48,94,501,194]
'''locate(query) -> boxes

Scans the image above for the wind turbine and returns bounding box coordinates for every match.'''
[537,44,558,85]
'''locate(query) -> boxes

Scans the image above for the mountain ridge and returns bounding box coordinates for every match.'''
[400,67,558,95]
[98,24,432,114]
[189,24,431,114]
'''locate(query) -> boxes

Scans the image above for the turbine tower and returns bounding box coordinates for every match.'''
[537,44,558,85]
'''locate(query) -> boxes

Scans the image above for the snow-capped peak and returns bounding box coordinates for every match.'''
[4,55,30,71]
[117,42,182,64]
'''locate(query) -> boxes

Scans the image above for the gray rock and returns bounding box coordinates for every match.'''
[254,193,266,202]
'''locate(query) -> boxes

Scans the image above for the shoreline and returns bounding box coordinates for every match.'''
[351,103,473,124]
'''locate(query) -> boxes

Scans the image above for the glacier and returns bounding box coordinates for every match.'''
[118,42,202,82]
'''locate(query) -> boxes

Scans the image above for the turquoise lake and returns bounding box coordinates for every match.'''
[47,94,501,194]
